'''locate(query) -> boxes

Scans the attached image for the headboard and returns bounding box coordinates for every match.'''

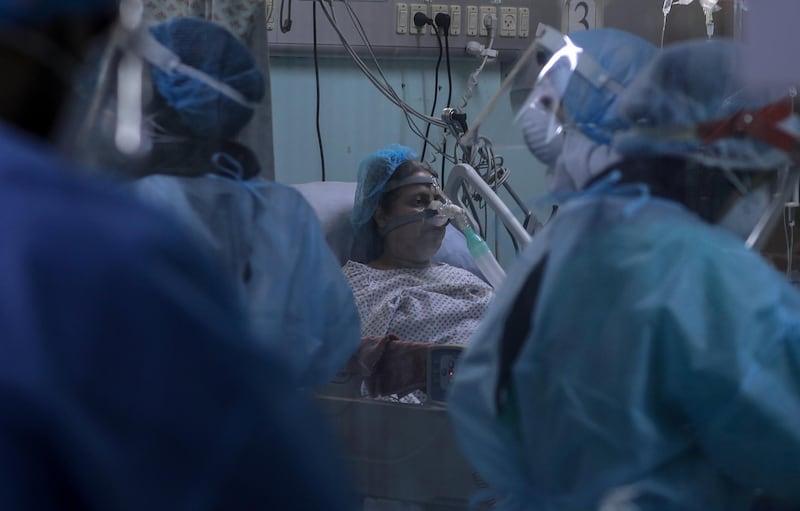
[292,181,484,279]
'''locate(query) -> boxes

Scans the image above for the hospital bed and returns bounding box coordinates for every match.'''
[293,178,502,510]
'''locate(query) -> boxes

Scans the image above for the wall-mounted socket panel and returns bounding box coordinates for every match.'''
[267,0,550,61]
[518,7,530,37]
[396,2,409,34]
[267,0,733,57]
[466,5,479,36]
[478,5,497,37]
[266,0,275,31]
[449,4,462,36]
[431,4,449,35]
[500,6,517,37]
[409,3,428,35]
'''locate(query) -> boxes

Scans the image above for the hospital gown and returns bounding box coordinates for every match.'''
[342,260,493,345]
[449,192,800,511]
[0,123,355,510]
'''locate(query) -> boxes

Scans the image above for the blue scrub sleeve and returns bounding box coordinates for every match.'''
[248,184,361,386]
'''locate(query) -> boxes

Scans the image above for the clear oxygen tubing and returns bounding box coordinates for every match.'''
[441,203,506,289]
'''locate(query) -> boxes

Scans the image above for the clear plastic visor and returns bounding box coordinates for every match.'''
[56,10,269,182]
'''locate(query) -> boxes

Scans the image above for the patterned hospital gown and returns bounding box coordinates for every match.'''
[342,261,493,345]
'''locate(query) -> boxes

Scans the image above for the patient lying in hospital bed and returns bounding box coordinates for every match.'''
[295,145,494,402]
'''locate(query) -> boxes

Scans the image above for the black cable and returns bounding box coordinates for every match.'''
[280,0,293,32]
[422,25,443,162]
[313,0,326,180]
[442,37,452,188]
[342,1,449,158]
[436,12,453,184]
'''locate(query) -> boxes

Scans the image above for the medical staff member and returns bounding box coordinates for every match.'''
[449,37,800,511]
[519,27,657,194]
[130,16,360,387]
[0,2,355,508]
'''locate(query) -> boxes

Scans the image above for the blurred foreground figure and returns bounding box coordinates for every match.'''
[0,2,355,509]
[450,36,800,511]
[129,17,360,387]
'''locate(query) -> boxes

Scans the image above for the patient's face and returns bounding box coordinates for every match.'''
[377,176,446,265]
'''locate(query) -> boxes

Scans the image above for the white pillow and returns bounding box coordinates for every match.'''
[291,181,357,266]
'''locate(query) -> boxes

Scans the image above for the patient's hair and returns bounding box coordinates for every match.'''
[379,160,438,213]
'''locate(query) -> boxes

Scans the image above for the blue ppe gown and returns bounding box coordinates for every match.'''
[133,174,361,387]
[449,190,800,511]
[0,123,356,510]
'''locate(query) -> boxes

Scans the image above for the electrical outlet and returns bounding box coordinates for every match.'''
[466,5,478,36]
[449,4,462,36]
[431,4,449,35]
[479,6,497,37]
[396,2,409,34]
[500,6,517,37]
[518,7,530,37]
[266,0,274,31]
[410,3,428,35]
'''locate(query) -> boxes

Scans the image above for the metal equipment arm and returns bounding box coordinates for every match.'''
[444,163,532,249]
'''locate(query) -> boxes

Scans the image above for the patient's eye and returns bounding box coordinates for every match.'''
[412,193,433,208]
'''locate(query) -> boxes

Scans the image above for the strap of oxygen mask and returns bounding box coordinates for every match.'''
[383,175,440,193]
[379,209,442,237]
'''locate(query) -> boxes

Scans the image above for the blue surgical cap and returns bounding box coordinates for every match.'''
[351,144,418,229]
[613,39,791,170]
[149,17,265,139]
[560,28,658,144]
[0,0,115,26]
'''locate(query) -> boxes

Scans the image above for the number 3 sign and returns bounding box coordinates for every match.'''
[565,0,599,32]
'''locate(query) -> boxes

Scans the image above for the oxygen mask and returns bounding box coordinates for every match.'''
[424,199,451,227]
[378,174,453,237]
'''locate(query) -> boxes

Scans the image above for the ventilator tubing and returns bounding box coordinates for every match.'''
[462,226,506,289]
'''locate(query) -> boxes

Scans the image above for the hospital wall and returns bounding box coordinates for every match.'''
[270,56,544,187]
[269,56,548,266]
[266,2,735,266]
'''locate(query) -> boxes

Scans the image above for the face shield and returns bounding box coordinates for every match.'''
[460,24,633,179]
[513,32,577,166]
[56,4,267,181]
[459,23,569,155]
[514,26,628,167]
